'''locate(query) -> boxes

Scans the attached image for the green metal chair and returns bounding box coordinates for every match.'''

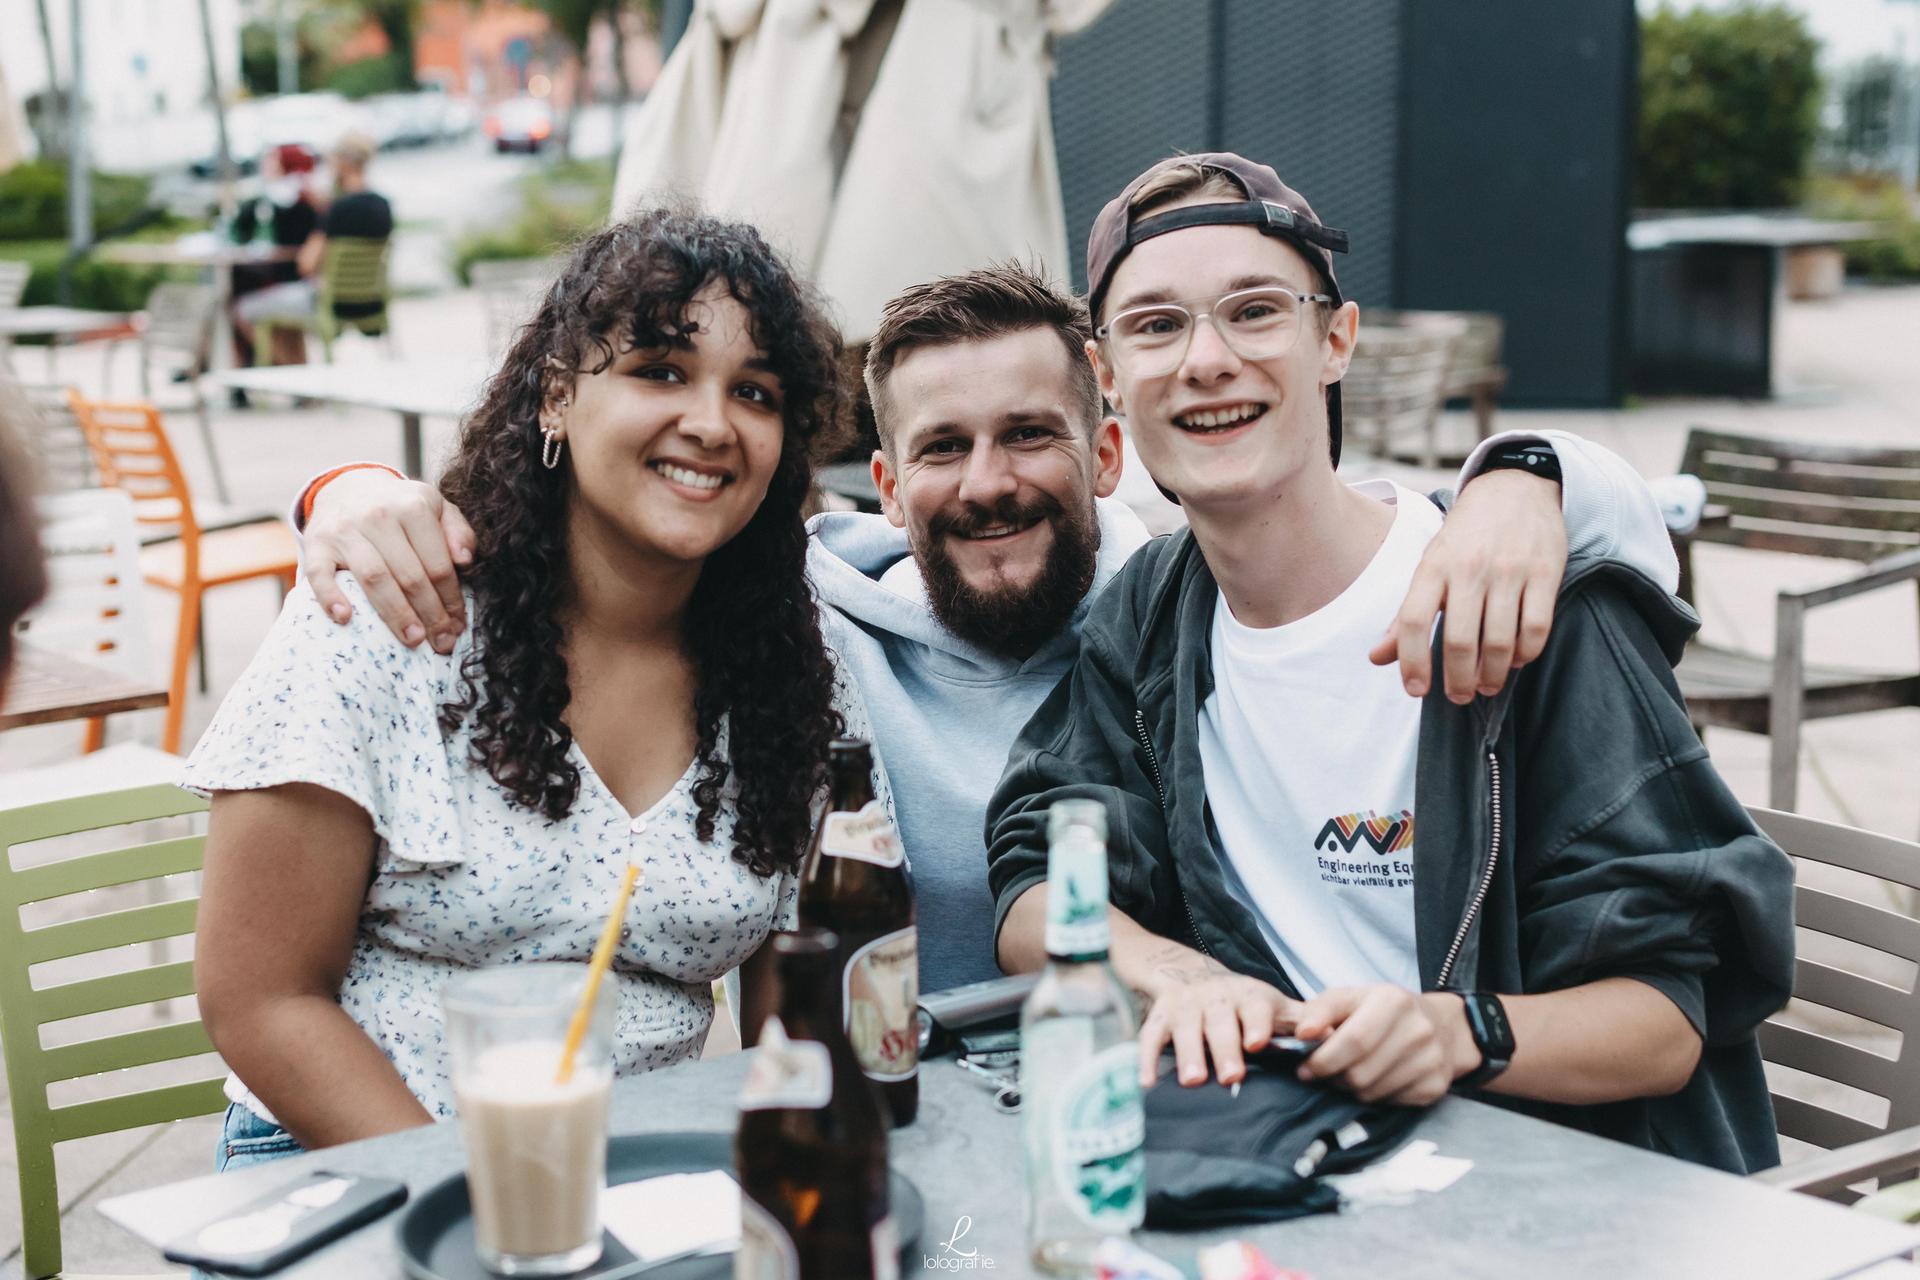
[260,235,393,364]
[0,785,228,1278]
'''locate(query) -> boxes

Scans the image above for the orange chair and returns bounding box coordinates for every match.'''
[65,393,298,753]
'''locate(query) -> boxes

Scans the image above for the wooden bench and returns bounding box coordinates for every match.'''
[1442,311,1507,443]
[1346,310,1467,468]
[1675,428,1920,810]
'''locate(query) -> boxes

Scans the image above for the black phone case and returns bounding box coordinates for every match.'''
[162,1171,408,1276]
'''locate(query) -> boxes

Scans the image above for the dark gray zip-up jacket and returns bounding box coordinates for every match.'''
[985,528,1796,1174]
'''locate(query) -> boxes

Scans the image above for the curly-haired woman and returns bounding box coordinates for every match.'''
[184,208,852,1166]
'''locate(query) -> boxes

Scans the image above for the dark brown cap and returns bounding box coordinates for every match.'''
[1085,153,1353,469]
[1085,152,1349,323]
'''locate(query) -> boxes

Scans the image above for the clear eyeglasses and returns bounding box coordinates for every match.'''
[1095,285,1333,379]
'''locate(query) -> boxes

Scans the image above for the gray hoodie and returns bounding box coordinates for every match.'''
[807,498,1153,992]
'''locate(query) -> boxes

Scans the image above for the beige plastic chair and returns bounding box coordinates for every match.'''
[0,258,32,376]
[1748,806,1920,1202]
[136,282,226,503]
[1439,311,1507,442]
[3,490,183,789]
[1343,309,1467,468]
[13,381,97,493]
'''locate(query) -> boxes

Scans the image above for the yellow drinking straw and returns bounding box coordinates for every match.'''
[556,862,641,1085]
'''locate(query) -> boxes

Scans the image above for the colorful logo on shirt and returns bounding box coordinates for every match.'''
[1315,809,1414,856]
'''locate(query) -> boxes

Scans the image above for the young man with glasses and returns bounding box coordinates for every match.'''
[986,154,1794,1173]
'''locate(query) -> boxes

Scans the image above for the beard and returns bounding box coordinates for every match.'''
[916,490,1101,661]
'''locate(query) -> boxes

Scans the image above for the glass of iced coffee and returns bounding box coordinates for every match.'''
[444,965,617,1276]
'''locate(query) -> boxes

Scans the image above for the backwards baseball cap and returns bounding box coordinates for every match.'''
[1086,152,1352,466]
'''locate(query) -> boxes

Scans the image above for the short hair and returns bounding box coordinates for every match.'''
[0,379,48,678]
[864,264,1101,455]
[1129,160,1249,220]
[333,132,375,173]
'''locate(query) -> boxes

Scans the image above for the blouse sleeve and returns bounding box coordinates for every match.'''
[181,576,469,870]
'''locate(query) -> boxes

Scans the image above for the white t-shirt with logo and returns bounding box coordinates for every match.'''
[1198,480,1442,997]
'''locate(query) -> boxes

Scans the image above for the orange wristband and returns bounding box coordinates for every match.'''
[301,462,404,526]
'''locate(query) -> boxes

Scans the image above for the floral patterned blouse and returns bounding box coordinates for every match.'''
[184,577,856,1121]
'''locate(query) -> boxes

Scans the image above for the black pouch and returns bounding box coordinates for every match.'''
[1143,1046,1425,1228]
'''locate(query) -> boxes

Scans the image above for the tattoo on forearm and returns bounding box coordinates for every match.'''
[1144,942,1232,988]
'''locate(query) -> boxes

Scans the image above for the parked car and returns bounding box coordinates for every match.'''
[190,93,372,176]
[485,97,555,153]
[364,85,479,149]
[365,93,441,148]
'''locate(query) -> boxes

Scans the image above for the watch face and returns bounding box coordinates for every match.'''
[1471,994,1515,1058]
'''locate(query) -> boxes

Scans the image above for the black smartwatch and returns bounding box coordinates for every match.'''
[1475,441,1562,488]
[1455,991,1514,1089]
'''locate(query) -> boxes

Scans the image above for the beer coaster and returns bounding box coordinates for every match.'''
[396,1130,924,1279]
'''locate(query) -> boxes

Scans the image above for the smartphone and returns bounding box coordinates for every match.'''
[162,1171,408,1276]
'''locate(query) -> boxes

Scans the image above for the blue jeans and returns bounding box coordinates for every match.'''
[215,1102,304,1172]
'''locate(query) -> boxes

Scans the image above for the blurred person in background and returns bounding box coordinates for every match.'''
[0,377,49,692]
[230,133,394,388]
[227,143,321,379]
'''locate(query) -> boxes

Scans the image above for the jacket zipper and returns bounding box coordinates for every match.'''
[1435,750,1502,989]
[1133,710,1213,959]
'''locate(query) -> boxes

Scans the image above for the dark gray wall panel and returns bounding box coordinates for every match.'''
[1052,0,1401,305]
[1397,1,1635,406]
[1051,0,1220,294]
[1219,0,1401,308]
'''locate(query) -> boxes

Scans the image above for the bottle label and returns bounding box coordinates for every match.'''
[734,1195,800,1279]
[822,800,904,868]
[1042,1042,1145,1231]
[738,1017,832,1111]
[843,927,919,1082]
[1044,833,1111,959]
[870,1214,900,1280]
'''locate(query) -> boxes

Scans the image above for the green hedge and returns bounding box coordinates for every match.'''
[452,161,613,284]
[0,162,157,242]
[325,53,414,100]
[0,234,199,315]
[1638,4,1822,209]
[1808,176,1920,280]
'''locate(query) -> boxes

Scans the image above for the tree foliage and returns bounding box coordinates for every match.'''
[1637,3,1822,209]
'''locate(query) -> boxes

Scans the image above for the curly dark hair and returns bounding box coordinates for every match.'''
[438,207,846,877]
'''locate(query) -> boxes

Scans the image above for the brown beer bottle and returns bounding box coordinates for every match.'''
[735,928,897,1280]
[798,738,919,1126]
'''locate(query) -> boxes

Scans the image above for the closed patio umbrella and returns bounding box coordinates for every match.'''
[610,0,767,216]
[816,0,1116,342]
[701,0,880,271]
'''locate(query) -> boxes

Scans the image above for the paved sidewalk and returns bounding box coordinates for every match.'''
[3,282,1918,1276]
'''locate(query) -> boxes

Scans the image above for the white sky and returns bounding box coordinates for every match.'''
[1640,0,1920,67]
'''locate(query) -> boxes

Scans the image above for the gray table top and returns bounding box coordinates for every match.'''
[0,306,131,338]
[208,359,492,418]
[101,1054,1919,1279]
[96,237,298,267]
[1628,215,1884,250]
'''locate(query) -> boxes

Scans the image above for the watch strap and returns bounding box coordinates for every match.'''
[1476,441,1562,487]
[1456,991,1514,1090]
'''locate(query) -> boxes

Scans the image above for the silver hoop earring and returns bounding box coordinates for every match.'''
[541,427,563,470]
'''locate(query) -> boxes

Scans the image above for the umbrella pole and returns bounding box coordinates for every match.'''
[62,0,90,306]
